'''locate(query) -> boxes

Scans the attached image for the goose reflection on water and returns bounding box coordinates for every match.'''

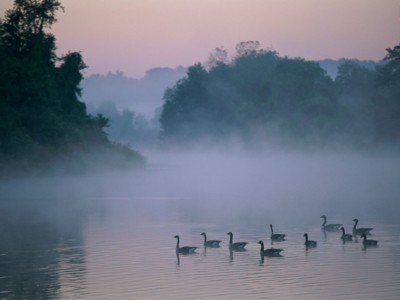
[229,248,234,262]
[227,246,247,263]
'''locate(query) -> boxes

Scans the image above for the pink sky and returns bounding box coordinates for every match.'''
[1,0,399,78]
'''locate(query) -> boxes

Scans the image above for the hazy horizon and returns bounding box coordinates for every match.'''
[1,0,398,78]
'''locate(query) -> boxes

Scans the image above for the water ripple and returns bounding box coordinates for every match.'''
[1,195,400,299]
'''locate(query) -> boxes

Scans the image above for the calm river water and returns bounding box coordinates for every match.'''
[1,153,400,299]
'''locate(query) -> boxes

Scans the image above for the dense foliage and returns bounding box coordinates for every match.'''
[159,41,400,150]
[0,0,144,176]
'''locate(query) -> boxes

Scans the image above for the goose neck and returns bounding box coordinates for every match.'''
[353,219,358,230]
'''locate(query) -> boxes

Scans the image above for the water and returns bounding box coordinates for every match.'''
[1,153,400,299]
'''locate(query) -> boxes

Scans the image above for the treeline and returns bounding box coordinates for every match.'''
[88,100,159,150]
[0,0,144,176]
[160,41,400,151]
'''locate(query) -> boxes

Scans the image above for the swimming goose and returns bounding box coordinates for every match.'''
[321,215,342,232]
[227,232,247,250]
[361,234,378,246]
[304,233,317,248]
[200,232,221,247]
[258,240,283,257]
[352,218,373,236]
[340,227,353,242]
[270,224,286,241]
[174,235,197,254]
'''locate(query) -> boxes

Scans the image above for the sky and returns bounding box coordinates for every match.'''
[0,0,399,78]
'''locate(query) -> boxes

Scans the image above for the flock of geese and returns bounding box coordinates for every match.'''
[174,216,378,257]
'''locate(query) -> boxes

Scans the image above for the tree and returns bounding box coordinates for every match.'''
[371,42,400,144]
[158,45,339,148]
[158,42,400,150]
[378,43,400,87]
[335,60,375,98]
[1,0,63,57]
[205,46,229,69]
[234,40,262,57]
[0,0,143,175]
[159,63,209,143]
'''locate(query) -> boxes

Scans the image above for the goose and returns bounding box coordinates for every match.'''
[200,232,221,247]
[226,232,247,251]
[361,234,378,246]
[258,240,283,257]
[340,227,353,242]
[304,233,317,248]
[321,215,342,232]
[352,219,373,236]
[270,224,286,241]
[174,235,197,254]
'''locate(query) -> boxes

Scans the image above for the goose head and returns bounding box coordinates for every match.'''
[257,240,264,245]
[200,232,206,236]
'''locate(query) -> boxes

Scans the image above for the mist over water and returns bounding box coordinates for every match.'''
[142,150,400,226]
[2,149,400,230]
[1,150,400,299]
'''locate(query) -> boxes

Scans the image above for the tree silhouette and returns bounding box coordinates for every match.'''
[0,0,143,175]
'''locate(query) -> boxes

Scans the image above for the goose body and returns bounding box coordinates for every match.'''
[174,235,197,254]
[200,232,221,247]
[258,240,283,257]
[352,219,373,236]
[227,232,247,250]
[304,233,317,248]
[361,234,378,246]
[321,215,342,232]
[270,224,286,241]
[340,227,353,242]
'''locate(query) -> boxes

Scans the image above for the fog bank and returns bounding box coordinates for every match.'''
[2,151,399,232]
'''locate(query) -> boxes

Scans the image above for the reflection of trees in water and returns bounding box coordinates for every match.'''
[0,197,88,299]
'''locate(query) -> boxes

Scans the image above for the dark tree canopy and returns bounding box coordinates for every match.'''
[159,41,400,150]
[371,42,400,143]
[0,0,143,176]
